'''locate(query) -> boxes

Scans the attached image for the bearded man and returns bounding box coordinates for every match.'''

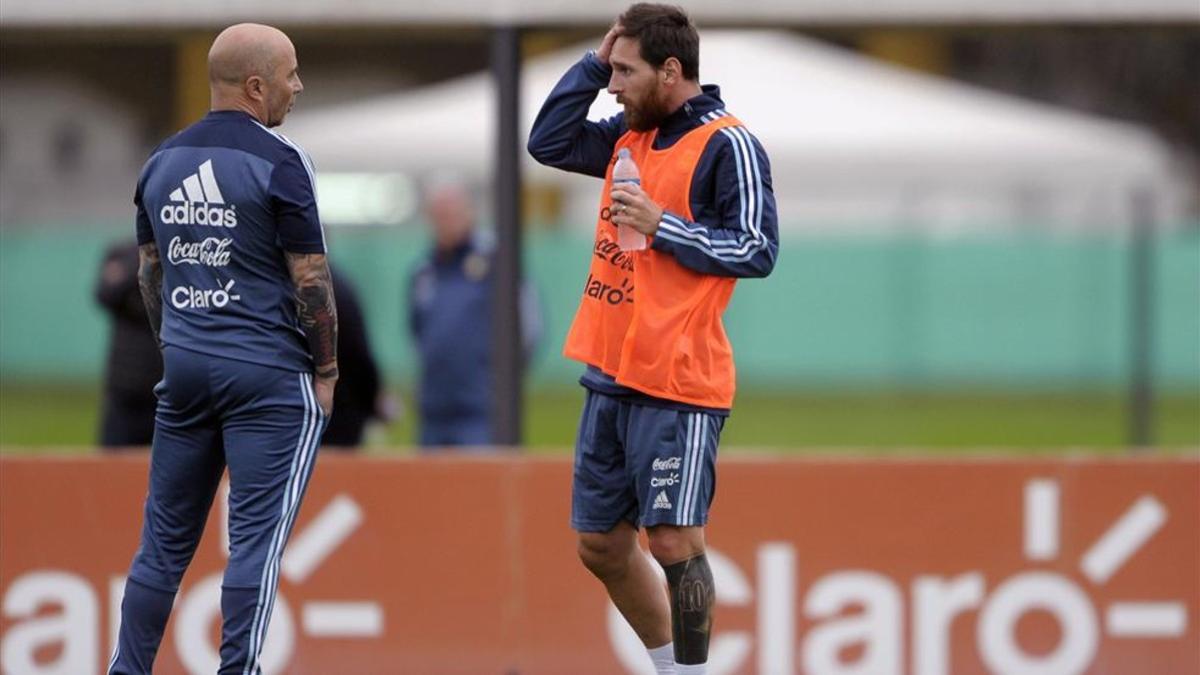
[528,5,779,674]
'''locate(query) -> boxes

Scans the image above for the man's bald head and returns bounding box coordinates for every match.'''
[207,23,303,127]
[208,23,293,86]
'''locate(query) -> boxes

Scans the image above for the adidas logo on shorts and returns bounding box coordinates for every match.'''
[160,159,238,227]
[653,490,672,511]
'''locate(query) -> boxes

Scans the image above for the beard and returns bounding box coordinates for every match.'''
[623,85,671,132]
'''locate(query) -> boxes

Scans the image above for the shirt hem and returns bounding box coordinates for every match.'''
[565,353,733,412]
[162,342,311,374]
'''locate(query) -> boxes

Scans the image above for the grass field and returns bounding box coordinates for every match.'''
[1,382,1196,454]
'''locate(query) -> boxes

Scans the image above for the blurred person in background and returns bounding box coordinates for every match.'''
[528,4,778,674]
[109,23,338,674]
[323,265,395,448]
[95,240,163,448]
[407,175,542,448]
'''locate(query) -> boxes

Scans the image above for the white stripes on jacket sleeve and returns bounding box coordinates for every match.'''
[654,111,768,264]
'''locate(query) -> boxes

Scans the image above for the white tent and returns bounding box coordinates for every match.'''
[284,31,1180,234]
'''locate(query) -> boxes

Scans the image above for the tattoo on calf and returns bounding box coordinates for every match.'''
[664,554,715,665]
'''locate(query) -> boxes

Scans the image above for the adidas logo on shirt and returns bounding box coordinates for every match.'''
[160,159,238,227]
[653,490,673,511]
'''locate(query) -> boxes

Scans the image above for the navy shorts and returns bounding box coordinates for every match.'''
[572,389,724,532]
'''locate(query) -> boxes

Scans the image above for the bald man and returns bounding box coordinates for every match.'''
[109,24,337,674]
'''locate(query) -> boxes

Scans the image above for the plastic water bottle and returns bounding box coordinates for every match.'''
[613,148,648,251]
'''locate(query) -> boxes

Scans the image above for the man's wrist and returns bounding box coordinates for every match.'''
[315,365,339,380]
[650,206,665,235]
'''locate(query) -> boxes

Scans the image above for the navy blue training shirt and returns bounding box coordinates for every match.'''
[135,110,325,373]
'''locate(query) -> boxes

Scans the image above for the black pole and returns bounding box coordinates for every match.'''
[491,25,523,446]
[1129,186,1154,449]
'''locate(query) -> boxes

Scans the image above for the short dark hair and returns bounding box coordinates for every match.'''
[617,3,699,81]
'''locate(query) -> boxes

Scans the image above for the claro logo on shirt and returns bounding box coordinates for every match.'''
[171,280,241,310]
[583,274,634,306]
[160,160,238,228]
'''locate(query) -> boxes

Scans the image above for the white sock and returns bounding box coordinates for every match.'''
[675,663,707,675]
[647,643,676,675]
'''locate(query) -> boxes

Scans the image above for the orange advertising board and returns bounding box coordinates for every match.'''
[1,454,1197,674]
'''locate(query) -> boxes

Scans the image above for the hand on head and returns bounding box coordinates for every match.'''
[597,22,623,65]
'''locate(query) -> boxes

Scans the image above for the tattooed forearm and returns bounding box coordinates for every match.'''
[285,252,339,379]
[137,243,164,346]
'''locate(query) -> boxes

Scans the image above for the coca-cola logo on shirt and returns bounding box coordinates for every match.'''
[593,235,635,272]
[167,236,233,267]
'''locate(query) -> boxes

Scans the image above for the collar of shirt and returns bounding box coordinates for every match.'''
[204,109,257,124]
[434,239,474,267]
[652,84,725,149]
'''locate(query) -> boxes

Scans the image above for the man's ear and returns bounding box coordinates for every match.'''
[661,57,682,86]
[245,75,265,102]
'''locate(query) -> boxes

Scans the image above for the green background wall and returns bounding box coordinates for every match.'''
[2,223,1197,391]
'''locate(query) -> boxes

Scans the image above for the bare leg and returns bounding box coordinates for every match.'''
[578,521,672,647]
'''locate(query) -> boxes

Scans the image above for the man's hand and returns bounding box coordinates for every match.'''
[596,22,622,66]
[314,374,337,418]
[610,183,664,236]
